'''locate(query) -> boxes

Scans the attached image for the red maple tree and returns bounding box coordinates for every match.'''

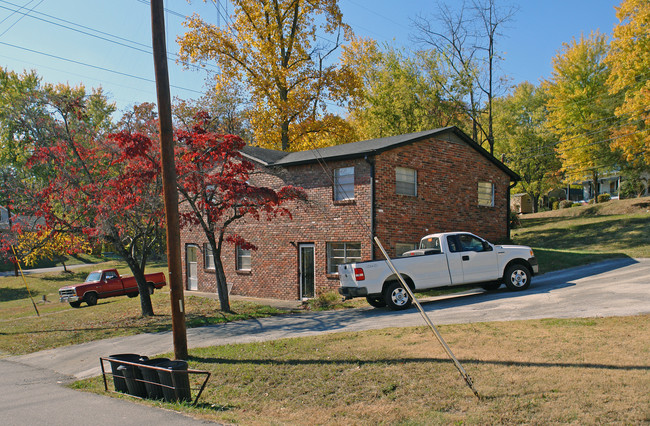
[175,115,306,311]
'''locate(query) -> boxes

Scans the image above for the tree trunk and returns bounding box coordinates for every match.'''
[213,256,231,313]
[211,233,231,312]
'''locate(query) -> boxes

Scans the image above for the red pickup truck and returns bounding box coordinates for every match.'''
[58,269,167,307]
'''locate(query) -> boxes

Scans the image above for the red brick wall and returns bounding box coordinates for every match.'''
[180,132,512,300]
[373,133,510,258]
[179,159,374,300]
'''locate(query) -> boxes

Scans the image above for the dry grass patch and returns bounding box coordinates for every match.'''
[81,315,649,424]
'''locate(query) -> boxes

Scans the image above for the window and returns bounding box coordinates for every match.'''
[334,167,355,201]
[458,234,486,252]
[327,242,361,274]
[478,181,495,207]
[236,246,251,271]
[204,243,215,270]
[419,237,440,250]
[396,243,418,256]
[396,167,417,196]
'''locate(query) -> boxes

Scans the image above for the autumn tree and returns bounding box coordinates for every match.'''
[0,74,165,316]
[412,0,517,153]
[173,75,251,138]
[493,82,561,212]
[178,0,359,151]
[174,115,306,311]
[605,0,650,169]
[341,38,466,140]
[543,31,622,202]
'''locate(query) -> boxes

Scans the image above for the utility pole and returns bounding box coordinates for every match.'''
[150,0,188,360]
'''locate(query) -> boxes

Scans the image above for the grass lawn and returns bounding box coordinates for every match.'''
[75,315,650,425]
[0,261,295,356]
[511,197,650,272]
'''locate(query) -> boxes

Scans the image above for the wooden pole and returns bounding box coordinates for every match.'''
[150,0,188,360]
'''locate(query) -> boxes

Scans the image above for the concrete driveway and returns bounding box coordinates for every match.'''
[10,257,650,380]
[2,257,649,425]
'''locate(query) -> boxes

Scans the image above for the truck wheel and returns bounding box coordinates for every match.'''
[383,281,412,310]
[366,296,386,308]
[69,301,82,308]
[503,264,531,291]
[84,292,98,306]
[127,292,138,298]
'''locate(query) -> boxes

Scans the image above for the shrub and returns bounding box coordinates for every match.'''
[572,202,582,208]
[509,211,521,229]
[549,197,558,208]
[597,193,611,203]
[307,291,341,310]
[552,201,560,210]
[559,200,573,209]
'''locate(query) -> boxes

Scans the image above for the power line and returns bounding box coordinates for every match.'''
[0,41,204,95]
[0,1,219,73]
[0,0,44,38]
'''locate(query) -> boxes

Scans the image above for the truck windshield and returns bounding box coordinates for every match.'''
[85,272,102,282]
[420,237,440,250]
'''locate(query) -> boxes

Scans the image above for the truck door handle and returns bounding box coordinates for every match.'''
[462,255,470,261]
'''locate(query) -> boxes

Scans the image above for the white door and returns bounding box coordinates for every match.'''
[186,245,198,291]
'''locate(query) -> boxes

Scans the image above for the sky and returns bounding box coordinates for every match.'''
[0,0,622,115]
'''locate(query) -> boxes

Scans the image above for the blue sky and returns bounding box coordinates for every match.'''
[0,0,621,115]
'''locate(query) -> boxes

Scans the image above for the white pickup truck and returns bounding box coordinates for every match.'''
[338,232,538,310]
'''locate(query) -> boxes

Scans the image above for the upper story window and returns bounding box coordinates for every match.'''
[396,167,417,196]
[204,243,215,270]
[334,166,355,201]
[478,181,495,207]
[236,245,251,271]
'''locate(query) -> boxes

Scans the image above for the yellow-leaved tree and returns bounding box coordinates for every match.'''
[605,0,650,166]
[178,0,359,151]
[543,31,621,201]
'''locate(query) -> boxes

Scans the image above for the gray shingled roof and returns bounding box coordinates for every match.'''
[241,126,519,180]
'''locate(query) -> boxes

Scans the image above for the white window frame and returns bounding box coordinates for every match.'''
[204,243,215,270]
[326,242,362,274]
[334,166,355,201]
[395,167,417,196]
[478,181,495,207]
[236,245,251,271]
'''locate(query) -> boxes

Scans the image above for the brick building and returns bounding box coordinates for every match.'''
[180,126,519,300]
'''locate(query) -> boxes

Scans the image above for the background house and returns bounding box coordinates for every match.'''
[180,127,519,300]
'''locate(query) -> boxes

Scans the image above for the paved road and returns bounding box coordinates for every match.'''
[3,257,649,425]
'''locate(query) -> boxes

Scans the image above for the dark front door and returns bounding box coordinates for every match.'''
[299,244,315,299]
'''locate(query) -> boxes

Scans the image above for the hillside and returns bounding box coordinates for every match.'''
[511,196,650,272]
[522,196,650,219]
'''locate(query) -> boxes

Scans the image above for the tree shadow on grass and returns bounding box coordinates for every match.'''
[0,286,33,301]
[188,355,650,372]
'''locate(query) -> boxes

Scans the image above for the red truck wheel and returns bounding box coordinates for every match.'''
[84,292,98,306]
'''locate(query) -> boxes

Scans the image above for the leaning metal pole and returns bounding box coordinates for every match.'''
[373,237,480,399]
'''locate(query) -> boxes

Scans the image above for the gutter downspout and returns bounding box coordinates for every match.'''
[365,155,376,260]
[507,180,517,241]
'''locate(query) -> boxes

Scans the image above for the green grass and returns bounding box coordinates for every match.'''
[76,315,650,425]
[512,198,650,272]
[0,261,296,356]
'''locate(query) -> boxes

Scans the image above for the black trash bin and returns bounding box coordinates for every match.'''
[156,360,191,403]
[137,358,170,400]
[118,365,148,398]
[107,354,148,394]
